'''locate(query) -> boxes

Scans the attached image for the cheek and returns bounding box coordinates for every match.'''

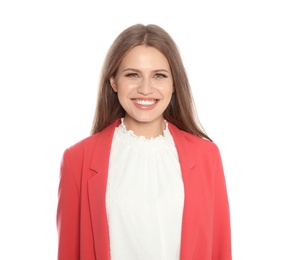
[116,84,133,104]
[116,81,137,93]
[161,85,174,96]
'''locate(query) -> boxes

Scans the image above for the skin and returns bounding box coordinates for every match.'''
[110,46,174,138]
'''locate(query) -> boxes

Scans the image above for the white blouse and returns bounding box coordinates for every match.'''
[106,119,184,260]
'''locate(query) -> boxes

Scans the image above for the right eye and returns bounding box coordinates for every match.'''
[126,73,138,78]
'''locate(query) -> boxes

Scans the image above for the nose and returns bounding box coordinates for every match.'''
[137,78,154,95]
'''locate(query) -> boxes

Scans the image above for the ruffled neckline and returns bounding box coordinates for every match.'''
[119,118,169,141]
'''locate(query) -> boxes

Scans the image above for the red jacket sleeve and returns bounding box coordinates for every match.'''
[212,147,232,259]
[57,148,80,260]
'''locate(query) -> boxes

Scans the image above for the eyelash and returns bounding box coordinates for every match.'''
[155,73,167,78]
[125,73,167,78]
[126,73,138,77]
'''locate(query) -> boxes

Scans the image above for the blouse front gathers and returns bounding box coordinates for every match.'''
[106,119,184,260]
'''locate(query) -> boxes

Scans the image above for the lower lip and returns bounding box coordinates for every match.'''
[132,100,159,110]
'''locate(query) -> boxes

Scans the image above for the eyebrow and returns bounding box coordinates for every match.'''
[122,68,170,73]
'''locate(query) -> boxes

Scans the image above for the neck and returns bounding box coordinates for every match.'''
[123,116,166,139]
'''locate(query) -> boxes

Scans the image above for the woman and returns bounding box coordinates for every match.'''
[57,24,232,260]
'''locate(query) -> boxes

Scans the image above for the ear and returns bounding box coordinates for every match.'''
[110,77,117,92]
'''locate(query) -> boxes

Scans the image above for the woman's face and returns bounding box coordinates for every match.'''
[110,45,174,133]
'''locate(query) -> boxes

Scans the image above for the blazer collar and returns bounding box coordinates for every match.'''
[89,119,198,173]
[168,123,197,170]
[89,118,121,173]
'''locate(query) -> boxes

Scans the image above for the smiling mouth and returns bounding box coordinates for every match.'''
[132,99,159,106]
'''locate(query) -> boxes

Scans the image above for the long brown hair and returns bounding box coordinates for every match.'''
[91,24,211,141]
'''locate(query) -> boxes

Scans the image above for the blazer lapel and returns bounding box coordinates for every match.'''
[87,120,121,260]
[169,123,200,260]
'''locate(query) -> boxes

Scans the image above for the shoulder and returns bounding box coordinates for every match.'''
[184,131,221,162]
[185,131,220,153]
[64,119,119,156]
[168,123,222,170]
[60,134,101,173]
[66,134,99,155]
[169,123,220,154]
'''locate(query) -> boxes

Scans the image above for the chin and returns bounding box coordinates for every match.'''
[127,114,164,124]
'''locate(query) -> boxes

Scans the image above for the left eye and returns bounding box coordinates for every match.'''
[155,73,167,78]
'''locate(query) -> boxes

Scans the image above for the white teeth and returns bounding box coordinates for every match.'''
[134,99,157,106]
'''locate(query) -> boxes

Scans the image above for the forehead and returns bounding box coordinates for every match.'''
[119,45,170,68]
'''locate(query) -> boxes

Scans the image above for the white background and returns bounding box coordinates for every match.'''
[1,0,288,259]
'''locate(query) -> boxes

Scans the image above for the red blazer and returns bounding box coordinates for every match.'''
[57,119,232,260]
